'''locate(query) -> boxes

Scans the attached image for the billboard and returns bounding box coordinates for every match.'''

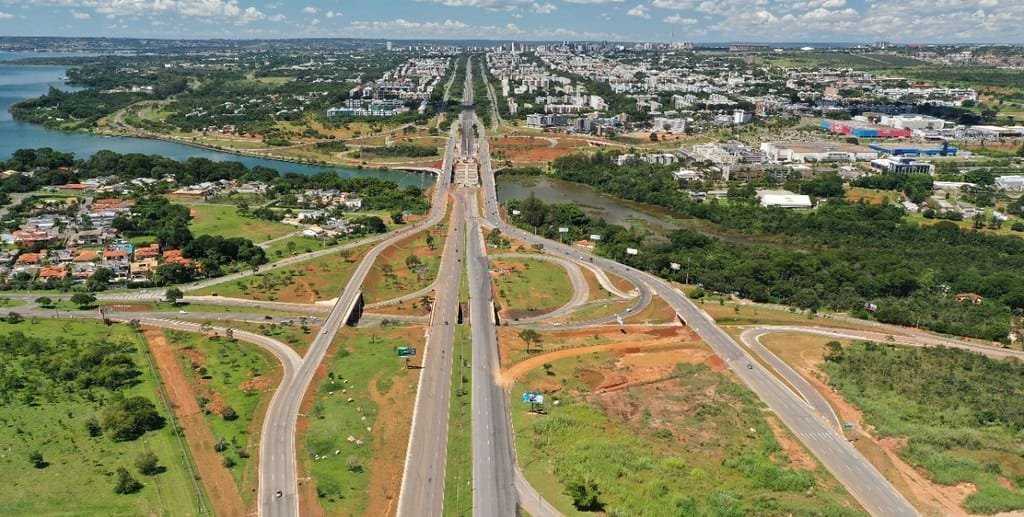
[521,392,545,404]
[626,248,639,255]
[590,234,602,241]
[558,227,569,233]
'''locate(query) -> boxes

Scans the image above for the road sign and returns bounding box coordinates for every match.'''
[626,247,639,256]
[511,209,521,216]
[670,262,681,270]
[590,234,602,241]
[395,346,417,357]
[558,227,569,233]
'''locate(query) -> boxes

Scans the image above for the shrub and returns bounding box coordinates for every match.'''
[114,467,142,494]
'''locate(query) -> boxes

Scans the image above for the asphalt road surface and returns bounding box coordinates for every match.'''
[472,100,918,516]
[259,108,458,517]
[396,188,465,517]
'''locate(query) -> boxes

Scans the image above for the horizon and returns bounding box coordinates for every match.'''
[0,1,1021,44]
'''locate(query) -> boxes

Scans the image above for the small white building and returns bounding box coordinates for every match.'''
[757,190,813,209]
[996,175,1024,191]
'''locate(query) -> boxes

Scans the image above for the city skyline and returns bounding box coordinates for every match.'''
[0,0,1021,44]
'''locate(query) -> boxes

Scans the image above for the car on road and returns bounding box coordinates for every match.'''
[264,315,273,320]
[179,309,188,314]
[747,363,753,369]
[322,329,328,334]
[275,490,282,498]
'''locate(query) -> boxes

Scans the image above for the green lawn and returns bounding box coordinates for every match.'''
[303,326,421,515]
[192,246,369,303]
[0,319,205,516]
[363,228,444,303]
[511,353,863,516]
[444,278,473,516]
[492,257,573,319]
[184,203,294,242]
[165,329,276,498]
[263,235,330,259]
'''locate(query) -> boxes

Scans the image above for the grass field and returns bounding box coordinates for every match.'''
[363,227,444,304]
[0,319,204,516]
[822,342,1024,514]
[492,257,573,320]
[193,246,369,303]
[263,235,330,259]
[184,203,294,242]
[444,267,473,516]
[303,326,422,516]
[165,329,276,496]
[510,351,863,516]
[225,320,321,356]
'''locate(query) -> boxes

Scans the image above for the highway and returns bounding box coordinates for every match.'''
[258,89,458,517]
[395,184,465,516]
[471,83,918,516]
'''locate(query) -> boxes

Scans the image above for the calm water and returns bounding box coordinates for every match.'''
[496,175,685,236]
[0,52,432,188]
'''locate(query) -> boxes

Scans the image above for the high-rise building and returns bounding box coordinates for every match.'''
[386,41,393,51]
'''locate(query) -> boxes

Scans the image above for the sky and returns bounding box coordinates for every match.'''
[0,0,1021,44]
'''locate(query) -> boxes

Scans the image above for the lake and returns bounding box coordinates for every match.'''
[0,52,433,188]
[495,175,687,236]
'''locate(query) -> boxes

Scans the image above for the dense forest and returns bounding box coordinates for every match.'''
[506,153,1024,341]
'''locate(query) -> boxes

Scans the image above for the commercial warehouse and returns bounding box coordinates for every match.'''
[760,141,877,162]
[820,120,911,138]
[868,142,958,157]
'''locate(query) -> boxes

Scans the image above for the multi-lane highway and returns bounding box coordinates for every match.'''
[258,86,459,517]
[465,67,919,515]
[395,180,464,517]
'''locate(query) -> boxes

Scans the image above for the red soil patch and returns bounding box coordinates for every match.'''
[142,328,247,517]
[500,326,704,386]
[704,354,726,372]
[241,376,272,393]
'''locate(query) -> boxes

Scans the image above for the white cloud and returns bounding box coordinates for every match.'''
[532,2,556,13]
[626,4,650,19]
[0,11,12,19]
[28,0,268,25]
[325,10,339,18]
[664,13,696,24]
[71,10,90,19]
[418,0,535,10]
[301,6,318,14]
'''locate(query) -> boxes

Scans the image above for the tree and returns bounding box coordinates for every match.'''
[6,312,23,324]
[34,296,53,308]
[565,473,603,511]
[102,396,166,442]
[29,450,47,469]
[135,452,161,475]
[391,210,405,224]
[85,416,102,437]
[164,287,184,305]
[114,467,142,494]
[222,406,238,421]
[70,292,97,308]
[519,329,541,353]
